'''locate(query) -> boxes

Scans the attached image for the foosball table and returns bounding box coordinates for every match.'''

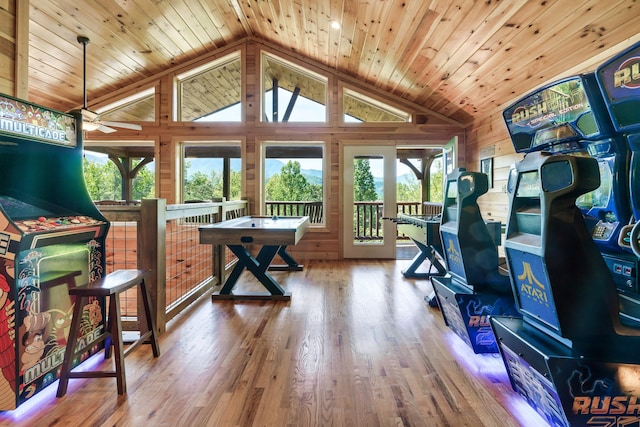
[393,212,446,279]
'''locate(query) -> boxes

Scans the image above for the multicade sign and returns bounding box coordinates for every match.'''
[0,94,76,147]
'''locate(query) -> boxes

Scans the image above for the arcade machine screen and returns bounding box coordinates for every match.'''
[514,171,542,236]
[0,196,56,220]
[596,42,640,133]
[503,77,601,154]
[596,41,640,223]
[576,157,615,222]
[443,180,458,223]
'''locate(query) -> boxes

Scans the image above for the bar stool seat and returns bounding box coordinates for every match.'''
[57,269,160,397]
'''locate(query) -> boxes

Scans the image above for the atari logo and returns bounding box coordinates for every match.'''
[517,261,549,305]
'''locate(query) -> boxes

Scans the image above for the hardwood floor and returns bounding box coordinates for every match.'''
[0,259,548,427]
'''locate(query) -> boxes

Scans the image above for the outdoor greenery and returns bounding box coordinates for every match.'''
[265,161,322,201]
[84,155,443,207]
[353,159,377,201]
[183,162,242,201]
[83,157,154,201]
[428,158,444,203]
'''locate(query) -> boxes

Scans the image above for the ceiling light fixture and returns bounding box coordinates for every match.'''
[330,20,341,30]
[82,121,101,131]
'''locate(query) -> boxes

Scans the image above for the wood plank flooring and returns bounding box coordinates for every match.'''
[0,259,548,427]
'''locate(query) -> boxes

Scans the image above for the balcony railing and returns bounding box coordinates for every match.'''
[264,201,437,240]
[265,201,323,223]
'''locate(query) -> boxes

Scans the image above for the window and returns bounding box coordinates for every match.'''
[343,88,411,123]
[430,157,443,203]
[98,87,156,122]
[262,53,327,123]
[177,52,242,122]
[182,142,243,202]
[83,142,155,203]
[397,159,422,206]
[262,142,326,224]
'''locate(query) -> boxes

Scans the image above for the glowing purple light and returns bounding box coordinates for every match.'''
[443,331,550,427]
[0,352,106,422]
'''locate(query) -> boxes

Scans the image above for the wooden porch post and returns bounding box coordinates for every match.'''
[138,198,167,334]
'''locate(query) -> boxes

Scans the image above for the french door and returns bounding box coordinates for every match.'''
[343,144,396,258]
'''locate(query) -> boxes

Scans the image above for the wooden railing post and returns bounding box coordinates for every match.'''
[138,198,167,334]
[215,197,227,286]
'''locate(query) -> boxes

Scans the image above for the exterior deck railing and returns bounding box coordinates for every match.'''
[264,200,439,240]
[264,201,323,223]
[353,201,440,241]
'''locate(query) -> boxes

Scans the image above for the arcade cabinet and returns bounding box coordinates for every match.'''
[431,168,517,354]
[596,41,640,324]
[0,95,109,409]
[491,151,640,427]
[502,73,640,326]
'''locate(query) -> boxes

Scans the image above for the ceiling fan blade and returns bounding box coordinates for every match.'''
[96,125,117,133]
[80,108,99,121]
[100,121,143,131]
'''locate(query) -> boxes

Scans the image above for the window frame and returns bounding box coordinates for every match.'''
[260,51,329,124]
[178,138,245,204]
[259,139,329,228]
[175,51,243,123]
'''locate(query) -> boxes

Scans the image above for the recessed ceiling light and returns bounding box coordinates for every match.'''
[330,20,341,30]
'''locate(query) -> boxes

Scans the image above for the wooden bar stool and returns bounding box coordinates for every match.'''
[57,269,160,397]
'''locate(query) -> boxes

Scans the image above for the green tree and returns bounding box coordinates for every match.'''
[352,159,378,240]
[184,171,214,201]
[429,158,444,203]
[353,159,377,201]
[133,162,155,200]
[266,161,320,201]
[83,157,121,200]
[229,170,242,200]
[397,175,421,202]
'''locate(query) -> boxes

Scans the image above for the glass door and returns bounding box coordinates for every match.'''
[343,144,396,258]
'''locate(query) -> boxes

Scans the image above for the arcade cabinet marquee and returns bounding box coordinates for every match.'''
[0,94,109,409]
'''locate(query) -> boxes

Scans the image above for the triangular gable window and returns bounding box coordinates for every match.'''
[261,53,327,123]
[343,89,411,123]
[177,52,242,122]
[99,87,156,122]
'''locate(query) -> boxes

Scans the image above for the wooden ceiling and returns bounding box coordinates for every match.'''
[27,0,640,127]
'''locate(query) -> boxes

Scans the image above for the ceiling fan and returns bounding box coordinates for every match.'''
[77,36,142,133]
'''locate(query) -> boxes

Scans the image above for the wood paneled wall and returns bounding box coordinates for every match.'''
[0,0,16,96]
[0,0,28,99]
[465,112,522,227]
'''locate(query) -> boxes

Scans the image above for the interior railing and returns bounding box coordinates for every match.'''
[97,198,248,334]
[97,199,439,335]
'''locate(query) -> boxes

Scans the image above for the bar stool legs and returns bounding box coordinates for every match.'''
[57,270,160,397]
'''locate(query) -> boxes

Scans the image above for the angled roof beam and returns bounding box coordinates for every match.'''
[282,87,300,122]
[272,78,279,122]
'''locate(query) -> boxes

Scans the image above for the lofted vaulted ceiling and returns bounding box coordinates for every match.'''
[27,0,640,127]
